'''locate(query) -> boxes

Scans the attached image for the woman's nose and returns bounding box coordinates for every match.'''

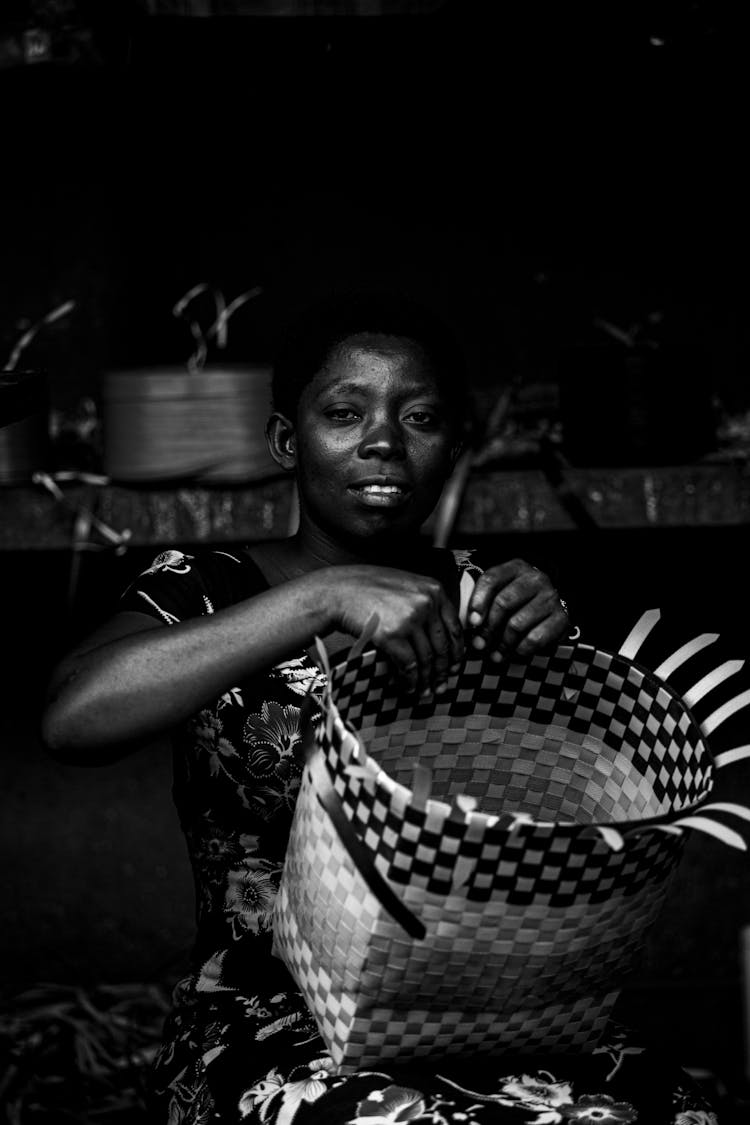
[358,422,406,460]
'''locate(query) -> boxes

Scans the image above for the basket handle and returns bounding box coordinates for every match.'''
[306,747,427,941]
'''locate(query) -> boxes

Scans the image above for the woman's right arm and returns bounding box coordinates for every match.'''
[41,571,334,762]
[41,564,464,764]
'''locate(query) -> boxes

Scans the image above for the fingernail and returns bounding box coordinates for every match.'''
[472,635,486,651]
[450,662,461,673]
[490,650,504,663]
[469,611,482,627]
[420,688,433,700]
[436,682,448,695]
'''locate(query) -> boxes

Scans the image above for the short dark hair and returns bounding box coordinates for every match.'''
[271,291,468,429]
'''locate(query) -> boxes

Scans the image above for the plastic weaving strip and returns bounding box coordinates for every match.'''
[654,633,719,680]
[618,609,661,660]
[671,816,747,851]
[702,689,750,735]
[683,660,745,707]
[308,749,427,940]
[701,802,750,823]
[715,745,750,769]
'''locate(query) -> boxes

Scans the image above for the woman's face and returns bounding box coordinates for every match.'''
[290,334,459,552]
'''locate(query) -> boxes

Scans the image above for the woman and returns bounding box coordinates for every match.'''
[42,295,715,1124]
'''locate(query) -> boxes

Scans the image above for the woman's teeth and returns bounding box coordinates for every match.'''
[350,483,409,506]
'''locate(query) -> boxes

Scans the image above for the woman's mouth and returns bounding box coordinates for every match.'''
[347,483,412,508]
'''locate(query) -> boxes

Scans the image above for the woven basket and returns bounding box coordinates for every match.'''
[272,610,750,1073]
[101,365,276,483]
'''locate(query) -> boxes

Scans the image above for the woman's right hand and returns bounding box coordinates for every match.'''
[314,565,465,698]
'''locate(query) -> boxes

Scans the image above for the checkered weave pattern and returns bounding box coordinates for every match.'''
[272,640,716,1072]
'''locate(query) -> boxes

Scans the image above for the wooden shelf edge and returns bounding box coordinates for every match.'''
[2,463,748,551]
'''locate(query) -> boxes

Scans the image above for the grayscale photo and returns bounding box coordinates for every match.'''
[1,3,749,1123]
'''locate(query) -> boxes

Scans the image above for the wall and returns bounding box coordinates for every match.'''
[1,4,748,425]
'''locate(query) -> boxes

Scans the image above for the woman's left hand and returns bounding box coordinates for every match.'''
[466,559,571,660]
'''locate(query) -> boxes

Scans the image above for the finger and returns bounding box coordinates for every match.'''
[495,590,561,652]
[481,573,546,652]
[384,636,422,697]
[410,627,437,697]
[436,592,465,672]
[426,614,452,690]
[514,602,570,656]
[467,560,539,630]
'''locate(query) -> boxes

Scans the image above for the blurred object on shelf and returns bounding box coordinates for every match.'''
[537,432,598,531]
[101,364,277,484]
[0,369,47,429]
[471,380,563,470]
[3,300,76,376]
[32,469,132,611]
[0,300,76,483]
[49,396,102,473]
[461,381,597,535]
[433,379,519,547]
[0,370,50,484]
[712,403,750,462]
[0,2,101,71]
[170,281,262,376]
[101,283,277,484]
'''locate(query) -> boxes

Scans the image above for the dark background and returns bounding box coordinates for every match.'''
[2,0,750,1114]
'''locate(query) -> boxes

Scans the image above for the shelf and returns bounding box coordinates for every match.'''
[2,462,748,552]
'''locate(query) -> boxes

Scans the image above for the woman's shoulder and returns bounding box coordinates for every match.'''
[118,545,270,623]
[135,546,268,590]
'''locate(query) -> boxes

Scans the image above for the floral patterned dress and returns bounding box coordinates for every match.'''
[118,547,718,1125]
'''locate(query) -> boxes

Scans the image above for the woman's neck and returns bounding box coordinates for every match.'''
[291,518,427,570]
[248,517,434,589]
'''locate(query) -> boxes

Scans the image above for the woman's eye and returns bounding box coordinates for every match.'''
[325,407,359,422]
[405,410,437,426]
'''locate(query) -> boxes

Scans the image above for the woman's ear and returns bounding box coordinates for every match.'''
[266,412,297,472]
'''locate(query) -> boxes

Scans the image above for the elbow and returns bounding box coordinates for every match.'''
[39,707,128,767]
[39,700,84,763]
[40,693,153,766]
[39,694,102,765]
[40,667,102,764]
[40,664,82,760]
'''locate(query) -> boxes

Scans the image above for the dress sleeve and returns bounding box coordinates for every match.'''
[117,548,267,626]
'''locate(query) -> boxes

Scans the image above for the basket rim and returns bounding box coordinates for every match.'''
[321,640,714,839]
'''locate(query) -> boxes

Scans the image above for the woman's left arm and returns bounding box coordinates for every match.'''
[465,558,571,660]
